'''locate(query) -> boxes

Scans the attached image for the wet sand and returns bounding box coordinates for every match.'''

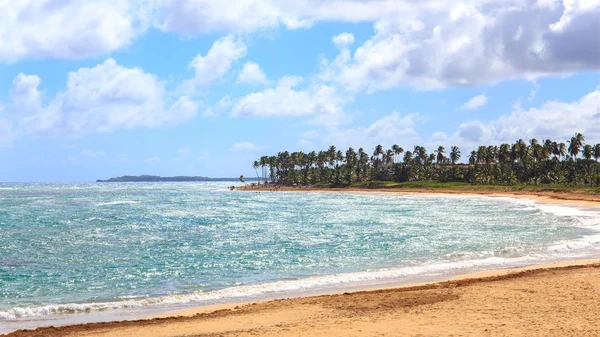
[5,260,600,337]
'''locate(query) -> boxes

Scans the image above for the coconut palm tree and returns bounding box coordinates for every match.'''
[253,161,261,183]
[414,146,427,165]
[253,132,599,187]
[583,145,593,160]
[568,133,585,160]
[435,146,446,165]
[450,146,461,165]
[594,144,600,162]
[468,151,477,165]
[392,144,404,163]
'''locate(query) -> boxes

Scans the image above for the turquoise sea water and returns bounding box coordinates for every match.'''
[1,182,600,332]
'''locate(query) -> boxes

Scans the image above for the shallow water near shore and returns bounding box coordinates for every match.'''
[2,182,600,333]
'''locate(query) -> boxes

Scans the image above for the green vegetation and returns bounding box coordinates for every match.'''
[253,133,600,191]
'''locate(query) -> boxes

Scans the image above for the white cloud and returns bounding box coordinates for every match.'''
[202,95,232,117]
[183,35,247,90]
[299,112,422,151]
[0,1,140,62]
[12,59,198,136]
[457,120,495,143]
[444,86,600,147]
[152,0,434,35]
[236,62,269,85]
[10,73,43,114]
[459,94,488,110]
[154,0,282,35]
[332,33,355,49]
[2,1,598,93]
[231,76,352,126]
[230,141,264,152]
[319,0,600,92]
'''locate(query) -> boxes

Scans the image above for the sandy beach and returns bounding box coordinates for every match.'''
[4,188,600,337]
[242,185,600,207]
[4,260,600,337]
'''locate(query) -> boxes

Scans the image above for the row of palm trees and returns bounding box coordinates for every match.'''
[252,133,600,186]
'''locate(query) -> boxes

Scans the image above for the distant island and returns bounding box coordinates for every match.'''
[96,175,255,182]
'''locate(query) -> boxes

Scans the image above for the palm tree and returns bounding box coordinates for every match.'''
[497,144,511,164]
[450,146,461,165]
[583,145,593,160]
[253,161,261,183]
[468,151,477,165]
[327,146,337,168]
[259,156,269,182]
[252,132,598,187]
[392,144,404,163]
[373,144,384,158]
[435,146,446,165]
[594,144,600,162]
[414,146,427,165]
[514,139,528,162]
[568,133,585,160]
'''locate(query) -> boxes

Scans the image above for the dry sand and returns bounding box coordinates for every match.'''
[4,189,600,337]
[5,261,600,337]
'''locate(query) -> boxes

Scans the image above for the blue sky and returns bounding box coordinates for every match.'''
[1,0,600,182]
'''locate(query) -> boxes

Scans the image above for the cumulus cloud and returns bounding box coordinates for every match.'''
[230,141,264,152]
[154,0,281,35]
[332,33,355,49]
[0,0,140,62]
[183,35,247,90]
[10,73,43,114]
[319,0,600,92]
[236,62,269,85]
[3,0,599,95]
[459,94,488,110]
[202,95,232,117]
[299,112,422,151]
[231,76,352,126]
[152,0,402,35]
[11,59,198,136]
[444,86,600,148]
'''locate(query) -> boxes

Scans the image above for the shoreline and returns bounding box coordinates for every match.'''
[239,184,600,207]
[5,259,600,337]
[4,190,600,336]
[150,258,600,319]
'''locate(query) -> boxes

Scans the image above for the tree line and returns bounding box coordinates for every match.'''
[252,133,600,187]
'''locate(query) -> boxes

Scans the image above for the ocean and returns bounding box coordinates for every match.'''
[1,182,600,333]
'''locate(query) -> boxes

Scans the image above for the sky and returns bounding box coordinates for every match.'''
[1,0,600,182]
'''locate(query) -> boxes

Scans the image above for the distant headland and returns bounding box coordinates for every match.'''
[96,175,252,182]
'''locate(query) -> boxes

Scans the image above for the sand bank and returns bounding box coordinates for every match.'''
[5,260,600,337]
